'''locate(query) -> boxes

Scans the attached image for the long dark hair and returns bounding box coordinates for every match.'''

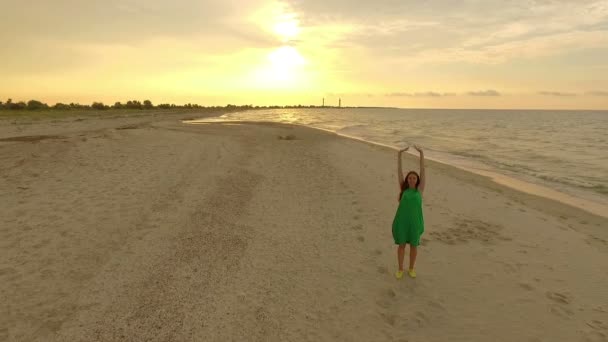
[399,171,420,201]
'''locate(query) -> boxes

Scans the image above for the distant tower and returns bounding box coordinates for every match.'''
[339,98,342,108]
[322,98,325,107]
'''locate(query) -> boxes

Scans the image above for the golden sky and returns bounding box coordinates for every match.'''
[1,0,607,109]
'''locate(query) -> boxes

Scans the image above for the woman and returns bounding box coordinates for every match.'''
[392,144,425,279]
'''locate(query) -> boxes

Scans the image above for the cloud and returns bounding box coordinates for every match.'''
[415,92,456,97]
[287,0,608,65]
[386,92,411,97]
[0,0,273,45]
[538,91,577,96]
[385,30,608,67]
[386,91,455,97]
[325,92,374,97]
[586,91,608,96]
[0,0,283,76]
[467,90,501,96]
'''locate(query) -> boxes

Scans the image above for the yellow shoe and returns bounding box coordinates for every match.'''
[395,270,404,279]
[408,269,416,278]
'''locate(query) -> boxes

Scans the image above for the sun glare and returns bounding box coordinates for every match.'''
[248,46,308,89]
[265,46,306,83]
[274,19,300,41]
[268,46,306,70]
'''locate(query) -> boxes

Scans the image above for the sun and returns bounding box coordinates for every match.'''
[247,46,309,89]
[262,46,307,85]
[268,46,306,71]
[274,18,300,42]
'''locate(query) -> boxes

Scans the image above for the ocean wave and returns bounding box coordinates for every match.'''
[336,124,371,133]
[589,184,608,195]
[536,175,608,195]
[450,150,493,162]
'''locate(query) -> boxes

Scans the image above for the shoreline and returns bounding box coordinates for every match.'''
[186,118,608,219]
[3,109,605,220]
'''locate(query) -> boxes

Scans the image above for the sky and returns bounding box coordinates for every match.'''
[1,0,607,109]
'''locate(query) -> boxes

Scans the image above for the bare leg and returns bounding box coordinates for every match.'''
[397,244,406,271]
[409,245,418,270]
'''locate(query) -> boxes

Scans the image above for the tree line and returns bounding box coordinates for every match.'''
[0,99,336,111]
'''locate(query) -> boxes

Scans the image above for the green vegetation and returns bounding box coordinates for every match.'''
[0,98,336,112]
[0,98,344,120]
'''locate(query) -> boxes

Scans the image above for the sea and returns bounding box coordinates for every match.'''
[190,108,608,217]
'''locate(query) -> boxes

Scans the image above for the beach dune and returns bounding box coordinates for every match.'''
[1,114,607,341]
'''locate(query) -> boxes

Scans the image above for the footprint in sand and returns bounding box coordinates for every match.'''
[351,200,358,205]
[550,305,574,318]
[518,283,534,291]
[373,249,383,256]
[546,291,572,304]
[0,267,17,278]
[478,272,494,281]
[380,312,396,326]
[546,292,575,318]
[427,300,445,311]
[500,262,522,275]
[40,269,55,280]
[376,288,398,310]
[413,311,430,327]
[356,236,365,242]
[377,266,388,274]
[593,305,608,313]
[351,224,363,231]
[376,298,390,310]
[32,238,51,249]
[429,218,508,246]
[583,320,608,342]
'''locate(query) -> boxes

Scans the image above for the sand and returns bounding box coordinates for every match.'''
[1,112,607,342]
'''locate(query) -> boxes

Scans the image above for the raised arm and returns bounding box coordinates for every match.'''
[414,145,425,192]
[397,146,409,188]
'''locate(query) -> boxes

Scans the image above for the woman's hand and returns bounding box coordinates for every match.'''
[415,144,425,191]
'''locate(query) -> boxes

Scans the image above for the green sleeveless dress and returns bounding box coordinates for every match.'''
[392,188,424,246]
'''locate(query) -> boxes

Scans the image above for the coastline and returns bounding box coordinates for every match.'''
[187,117,608,219]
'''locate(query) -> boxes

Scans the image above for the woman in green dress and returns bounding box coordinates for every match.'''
[392,144,425,279]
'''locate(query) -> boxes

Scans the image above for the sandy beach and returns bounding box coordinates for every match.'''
[1,112,607,342]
